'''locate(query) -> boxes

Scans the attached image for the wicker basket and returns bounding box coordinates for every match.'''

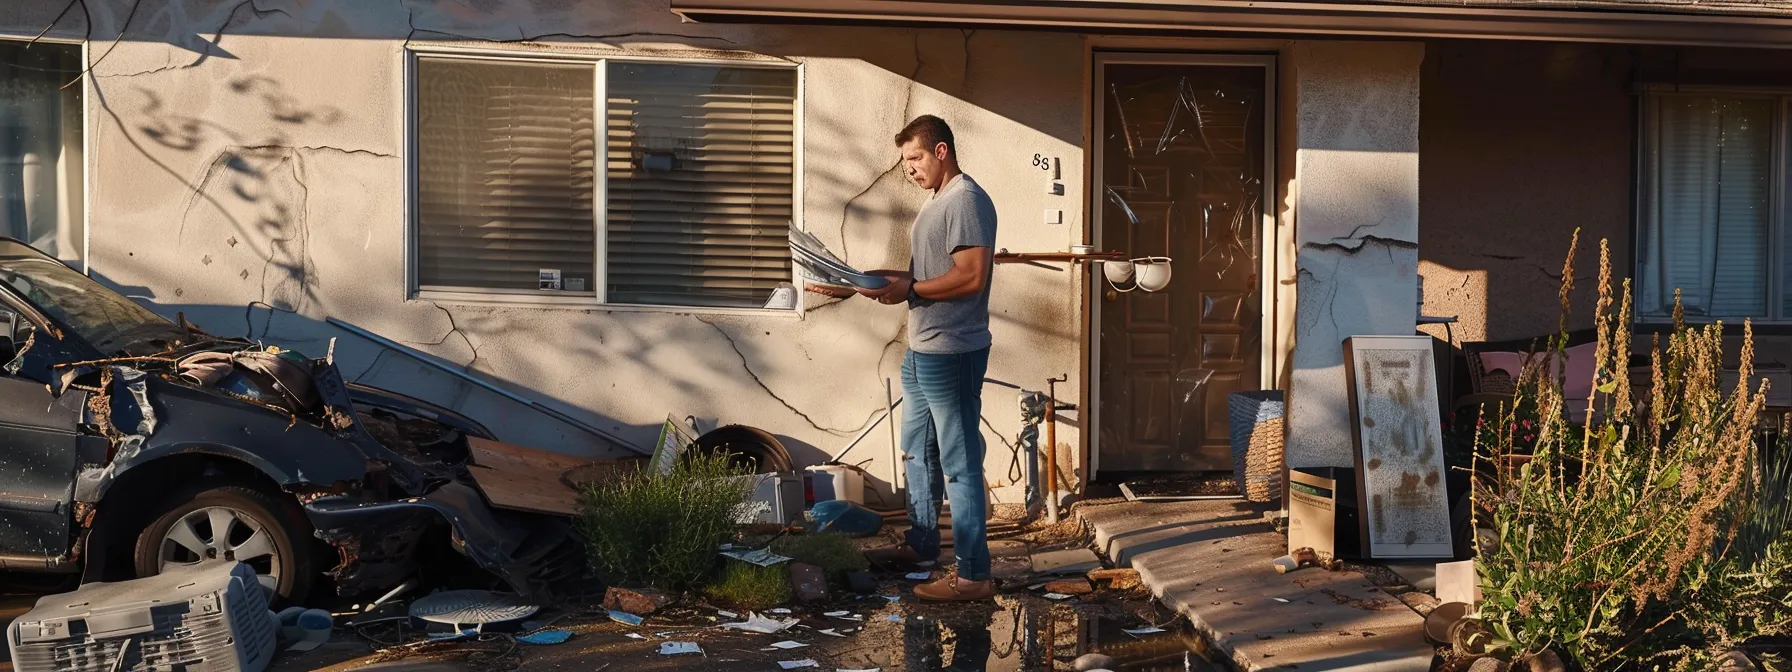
[1228,391,1286,502]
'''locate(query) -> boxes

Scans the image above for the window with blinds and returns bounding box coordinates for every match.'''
[412,55,797,310]
[1638,91,1789,322]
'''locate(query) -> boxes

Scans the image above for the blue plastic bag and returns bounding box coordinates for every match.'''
[812,500,883,537]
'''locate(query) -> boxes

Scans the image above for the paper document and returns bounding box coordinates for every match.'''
[790,228,890,290]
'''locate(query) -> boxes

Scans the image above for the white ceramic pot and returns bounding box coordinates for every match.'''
[1133,257,1173,292]
[1102,259,1135,286]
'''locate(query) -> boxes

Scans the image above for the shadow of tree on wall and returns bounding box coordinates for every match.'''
[33,0,1089,500]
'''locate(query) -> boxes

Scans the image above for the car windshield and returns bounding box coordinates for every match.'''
[0,242,191,356]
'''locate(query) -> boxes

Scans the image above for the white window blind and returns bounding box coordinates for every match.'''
[412,55,797,310]
[1639,93,1778,320]
[416,58,597,294]
[605,63,796,308]
[0,41,84,267]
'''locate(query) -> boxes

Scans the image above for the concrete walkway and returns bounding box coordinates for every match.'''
[1077,500,1435,672]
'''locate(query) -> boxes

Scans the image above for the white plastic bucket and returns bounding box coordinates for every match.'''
[805,465,864,505]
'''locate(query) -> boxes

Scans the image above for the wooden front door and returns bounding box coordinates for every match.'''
[1095,55,1271,474]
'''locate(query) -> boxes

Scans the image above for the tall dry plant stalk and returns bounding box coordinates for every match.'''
[1473,231,1792,669]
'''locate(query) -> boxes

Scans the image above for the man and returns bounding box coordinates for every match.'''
[855,114,998,601]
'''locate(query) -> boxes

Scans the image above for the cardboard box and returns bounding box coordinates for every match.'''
[1287,466,1363,560]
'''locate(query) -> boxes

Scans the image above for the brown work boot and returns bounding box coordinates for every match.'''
[913,575,995,602]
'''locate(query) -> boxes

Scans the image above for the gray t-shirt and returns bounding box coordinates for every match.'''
[908,173,998,355]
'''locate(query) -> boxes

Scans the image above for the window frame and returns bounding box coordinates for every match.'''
[1636,84,1792,325]
[0,34,90,275]
[402,46,805,317]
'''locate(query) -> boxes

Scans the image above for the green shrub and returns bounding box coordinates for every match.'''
[769,532,869,580]
[705,562,794,611]
[1474,232,1792,669]
[576,452,754,591]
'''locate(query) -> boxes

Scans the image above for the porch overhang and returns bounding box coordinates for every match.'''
[670,0,1792,48]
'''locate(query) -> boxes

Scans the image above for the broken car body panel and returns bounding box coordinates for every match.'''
[0,239,580,599]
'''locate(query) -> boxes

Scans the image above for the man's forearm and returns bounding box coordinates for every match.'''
[913,267,984,301]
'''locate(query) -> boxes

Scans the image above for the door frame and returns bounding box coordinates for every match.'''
[1088,52,1278,480]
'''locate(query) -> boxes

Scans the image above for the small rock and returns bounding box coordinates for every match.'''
[1467,657,1507,672]
[1522,649,1566,672]
[603,587,673,616]
[1043,578,1094,595]
[788,563,827,602]
[1073,653,1118,671]
[845,571,876,595]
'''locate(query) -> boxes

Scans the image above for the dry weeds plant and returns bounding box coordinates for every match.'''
[1473,231,1792,670]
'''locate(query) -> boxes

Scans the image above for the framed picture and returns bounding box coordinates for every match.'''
[1342,335,1454,559]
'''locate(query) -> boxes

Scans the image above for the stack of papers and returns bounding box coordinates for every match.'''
[790,228,890,290]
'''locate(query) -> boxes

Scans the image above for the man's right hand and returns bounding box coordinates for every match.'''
[805,284,857,299]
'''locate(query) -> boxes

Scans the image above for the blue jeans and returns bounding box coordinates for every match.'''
[900,347,990,581]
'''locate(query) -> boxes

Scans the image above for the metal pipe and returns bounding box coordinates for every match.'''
[828,395,902,464]
[887,378,903,494]
[326,317,644,454]
[1045,374,1067,524]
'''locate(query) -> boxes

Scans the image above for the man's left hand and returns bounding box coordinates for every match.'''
[858,275,912,305]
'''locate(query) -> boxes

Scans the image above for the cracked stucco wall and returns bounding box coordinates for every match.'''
[1288,42,1424,469]
[2,0,1087,504]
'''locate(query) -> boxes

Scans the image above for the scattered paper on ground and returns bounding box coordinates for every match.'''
[518,630,574,645]
[723,548,794,567]
[721,612,799,634]
[769,641,808,649]
[904,572,931,580]
[818,629,846,637]
[608,610,644,626]
[824,611,849,617]
[771,608,793,614]
[1044,593,1073,601]
[778,661,819,670]
[718,610,739,618]
[659,642,702,655]
[626,633,648,640]
[1272,598,1290,603]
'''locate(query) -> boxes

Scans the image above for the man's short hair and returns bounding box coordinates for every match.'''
[895,115,955,157]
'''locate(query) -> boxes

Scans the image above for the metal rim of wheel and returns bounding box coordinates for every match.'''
[157,505,282,594]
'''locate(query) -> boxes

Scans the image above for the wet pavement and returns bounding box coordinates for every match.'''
[270,587,1219,671]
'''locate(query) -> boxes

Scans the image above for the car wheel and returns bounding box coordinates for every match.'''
[132,483,314,604]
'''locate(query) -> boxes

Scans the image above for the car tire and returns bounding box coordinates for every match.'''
[132,482,314,605]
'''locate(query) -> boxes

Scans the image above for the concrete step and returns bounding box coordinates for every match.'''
[1078,500,1435,672]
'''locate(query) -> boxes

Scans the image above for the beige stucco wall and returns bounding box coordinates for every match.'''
[1416,40,1792,377]
[1286,41,1425,469]
[0,0,1090,504]
[1416,40,1632,346]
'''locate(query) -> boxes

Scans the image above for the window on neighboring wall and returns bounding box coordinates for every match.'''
[0,40,83,268]
[1638,90,1790,322]
[411,54,799,310]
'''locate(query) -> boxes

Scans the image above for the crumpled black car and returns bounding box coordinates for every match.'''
[0,239,582,603]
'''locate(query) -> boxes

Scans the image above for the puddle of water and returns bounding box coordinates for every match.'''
[821,593,1220,672]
